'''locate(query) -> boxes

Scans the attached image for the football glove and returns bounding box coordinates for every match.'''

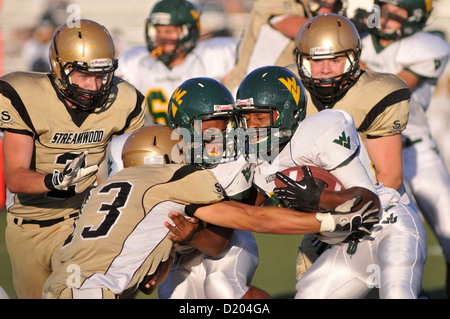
[45,151,98,190]
[316,195,380,234]
[273,166,322,210]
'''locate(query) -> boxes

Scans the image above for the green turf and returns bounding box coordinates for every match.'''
[0,209,446,299]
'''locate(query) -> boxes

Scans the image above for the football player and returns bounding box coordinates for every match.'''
[236,65,427,298]
[225,0,347,93]
[359,0,450,297]
[42,126,227,299]
[42,125,376,299]
[0,19,146,299]
[293,13,409,191]
[163,77,268,299]
[107,78,270,299]
[290,12,413,290]
[116,0,237,125]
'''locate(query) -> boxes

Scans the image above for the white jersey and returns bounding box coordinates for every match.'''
[107,132,132,177]
[116,37,237,125]
[361,31,450,140]
[251,109,426,298]
[254,109,377,195]
[254,109,378,244]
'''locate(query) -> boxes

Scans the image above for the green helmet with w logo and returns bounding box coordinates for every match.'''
[235,66,307,159]
[167,77,237,167]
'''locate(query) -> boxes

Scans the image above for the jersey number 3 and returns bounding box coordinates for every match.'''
[63,181,132,246]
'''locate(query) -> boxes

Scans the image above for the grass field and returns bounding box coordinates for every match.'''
[0,209,446,299]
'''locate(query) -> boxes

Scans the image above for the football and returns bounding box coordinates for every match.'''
[274,165,344,191]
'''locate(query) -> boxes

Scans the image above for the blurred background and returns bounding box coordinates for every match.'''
[0,0,449,299]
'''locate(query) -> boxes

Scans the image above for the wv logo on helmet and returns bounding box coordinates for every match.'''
[278,77,301,105]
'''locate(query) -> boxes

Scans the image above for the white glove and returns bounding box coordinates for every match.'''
[45,151,98,190]
[316,195,380,234]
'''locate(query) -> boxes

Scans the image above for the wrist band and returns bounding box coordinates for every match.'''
[44,174,56,191]
[316,212,335,232]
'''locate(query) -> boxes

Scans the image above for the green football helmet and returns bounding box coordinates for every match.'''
[167,77,237,167]
[373,0,433,39]
[145,0,200,66]
[235,66,307,160]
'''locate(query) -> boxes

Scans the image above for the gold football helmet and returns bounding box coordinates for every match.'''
[122,125,183,167]
[294,13,361,104]
[49,19,118,111]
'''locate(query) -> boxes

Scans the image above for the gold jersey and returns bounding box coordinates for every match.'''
[43,164,225,299]
[287,67,410,147]
[0,72,146,220]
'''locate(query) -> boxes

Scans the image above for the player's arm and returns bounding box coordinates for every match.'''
[165,213,232,257]
[184,196,378,236]
[319,187,380,212]
[269,15,309,39]
[273,166,381,214]
[3,130,98,194]
[396,69,420,91]
[185,200,321,235]
[3,131,48,193]
[366,133,403,190]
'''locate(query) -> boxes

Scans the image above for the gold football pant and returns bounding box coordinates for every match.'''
[5,213,75,299]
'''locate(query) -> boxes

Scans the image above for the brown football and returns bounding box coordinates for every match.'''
[274,165,344,191]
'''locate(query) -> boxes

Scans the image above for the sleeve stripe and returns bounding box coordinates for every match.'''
[116,88,145,136]
[357,87,410,132]
[0,80,36,135]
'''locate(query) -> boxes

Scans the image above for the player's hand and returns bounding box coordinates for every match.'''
[47,151,98,190]
[139,256,173,295]
[316,195,380,234]
[350,8,370,35]
[165,212,200,245]
[273,166,322,210]
[139,273,158,295]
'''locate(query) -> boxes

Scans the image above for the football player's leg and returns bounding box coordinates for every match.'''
[295,243,373,299]
[403,139,450,296]
[5,216,51,298]
[203,230,260,299]
[376,204,427,299]
[158,250,206,299]
[296,233,329,281]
